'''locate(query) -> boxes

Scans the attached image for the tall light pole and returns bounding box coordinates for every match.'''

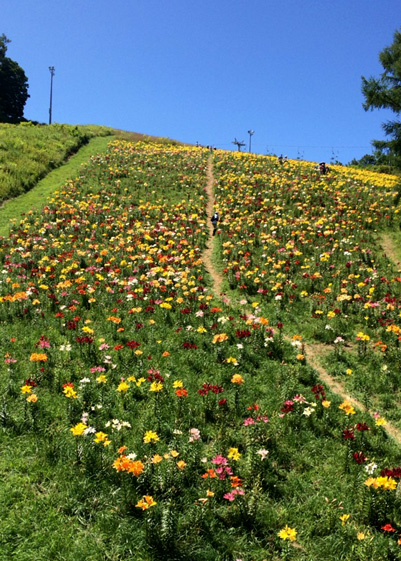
[248,130,255,153]
[48,66,55,124]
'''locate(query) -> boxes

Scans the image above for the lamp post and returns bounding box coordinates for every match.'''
[48,66,55,124]
[248,130,255,153]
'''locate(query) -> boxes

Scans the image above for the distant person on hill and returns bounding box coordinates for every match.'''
[319,162,329,175]
[211,211,219,236]
[278,154,284,165]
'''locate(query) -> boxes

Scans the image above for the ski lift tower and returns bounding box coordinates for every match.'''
[248,130,255,153]
[232,138,246,152]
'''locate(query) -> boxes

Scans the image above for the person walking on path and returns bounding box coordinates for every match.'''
[211,211,219,236]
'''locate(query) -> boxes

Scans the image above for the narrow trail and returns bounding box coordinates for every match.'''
[201,158,401,446]
[202,156,224,297]
[380,232,401,272]
[305,342,401,444]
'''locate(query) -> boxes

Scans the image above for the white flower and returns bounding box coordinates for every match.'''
[83,426,96,435]
[257,449,269,460]
[126,452,137,460]
[365,462,378,475]
[303,407,315,417]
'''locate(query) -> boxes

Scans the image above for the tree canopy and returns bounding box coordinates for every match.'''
[361,28,401,170]
[0,34,30,123]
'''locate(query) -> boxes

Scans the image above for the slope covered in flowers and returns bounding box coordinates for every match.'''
[0,142,401,561]
[213,151,401,427]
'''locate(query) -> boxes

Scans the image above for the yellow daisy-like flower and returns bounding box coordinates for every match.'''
[70,422,87,436]
[227,447,241,461]
[143,430,159,444]
[149,381,163,392]
[63,386,78,399]
[136,495,156,510]
[117,381,129,393]
[278,525,297,542]
[226,356,238,365]
[338,400,356,415]
[21,385,33,394]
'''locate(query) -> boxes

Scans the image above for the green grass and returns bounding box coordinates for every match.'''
[0,123,114,202]
[0,135,114,237]
[1,140,401,560]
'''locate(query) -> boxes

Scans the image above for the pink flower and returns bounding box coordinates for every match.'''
[211,455,228,466]
[189,428,201,442]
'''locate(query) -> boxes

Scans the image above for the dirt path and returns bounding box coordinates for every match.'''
[302,341,401,443]
[201,157,224,297]
[201,159,401,445]
[380,233,401,271]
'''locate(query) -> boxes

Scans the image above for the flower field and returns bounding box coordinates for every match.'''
[1,141,401,561]
[213,151,401,428]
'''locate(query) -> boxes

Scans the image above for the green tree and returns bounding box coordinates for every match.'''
[361,28,401,169]
[0,34,30,123]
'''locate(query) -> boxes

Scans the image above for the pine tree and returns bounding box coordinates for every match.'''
[362,28,401,169]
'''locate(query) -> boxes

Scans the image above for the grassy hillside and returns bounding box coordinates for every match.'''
[0,122,115,201]
[1,140,401,561]
[0,124,182,237]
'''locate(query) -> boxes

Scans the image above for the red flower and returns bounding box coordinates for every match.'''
[342,428,355,440]
[353,451,366,464]
[382,523,396,532]
[247,403,260,411]
[381,467,401,478]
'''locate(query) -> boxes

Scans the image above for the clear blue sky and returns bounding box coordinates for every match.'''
[2,0,400,164]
